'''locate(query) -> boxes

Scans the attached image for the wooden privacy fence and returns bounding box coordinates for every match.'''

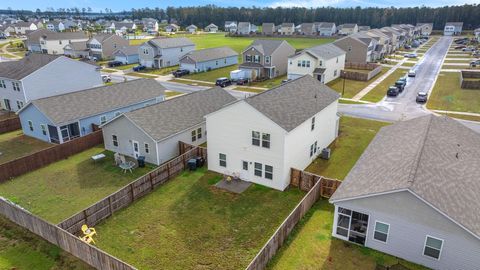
[245,168,341,270]
[460,70,480,89]
[341,63,383,81]
[0,116,21,134]
[0,197,136,270]
[0,130,104,182]
[59,146,207,235]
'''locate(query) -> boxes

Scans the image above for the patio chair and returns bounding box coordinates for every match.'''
[81,224,97,238]
[114,153,122,165]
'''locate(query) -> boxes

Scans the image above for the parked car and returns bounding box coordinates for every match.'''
[101,74,111,83]
[404,53,417,58]
[215,77,232,88]
[395,80,406,92]
[462,47,476,52]
[470,60,480,67]
[404,45,411,49]
[387,86,400,97]
[408,70,416,77]
[107,61,123,67]
[132,65,146,72]
[172,69,190,77]
[236,78,249,85]
[454,45,466,49]
[416,92,428,103]
[473,51,480,57]
[398,77,407,85]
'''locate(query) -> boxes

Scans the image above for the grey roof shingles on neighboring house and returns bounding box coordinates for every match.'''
[25,29,54,45]
[301,43,346,60]
[245,75,340,132]
[64,41,88,51]
[0,54,62,80]
[330,114,480,239]
[246,39,287,56]
[41,31,88,40]
[124,87,236,142]
[114,45,140,56]
[147,37,194,49]
[181,46,238,63]
[90,33,115,43]
[30,79,165,125]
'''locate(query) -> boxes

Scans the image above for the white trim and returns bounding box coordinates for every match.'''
[330,188,410,204]
[372,220,390,244]
[423,235,444,261]
[155,141,160,165]
[99,115,107,125]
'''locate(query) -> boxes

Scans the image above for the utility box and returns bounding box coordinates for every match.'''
[321,148,331,160]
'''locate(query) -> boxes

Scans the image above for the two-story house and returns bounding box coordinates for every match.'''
[25,29,54,53]
[139,37,195,69]
[416,23,433,36]
[333,33,377,64]
[238,39,295,80]
[206,75,340,191]
[113,22,136,35]
[45,21,65,32]
[300,23,316,35]
[262,23,275,35]
[204,23,219,33]
[39,31,89,55]
[365,29,392,57]
[287,43,346,84]
[279,23,295,35]
[142,18,159,33]
[164,24,180,33]
[444,22,463,36]
[237,22,253,35]
[13,21,37,35]
[380,27,401,52]
[18,79,165,144]
[0,54,102,112]
[318,22,337,36]
[87,33,129,60]
[338,24,359,35]
[224,21,237,33]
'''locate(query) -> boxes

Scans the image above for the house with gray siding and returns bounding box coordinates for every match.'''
[330,115,480,270]
[63,41,89,58]
[239,39,295,80]
[25,29,54,53]
[237,22,253,35]
[204,23,218,33]
[444,22,463,36]
[279,23,295,35]
[113,45,140,64]
[101,87,236,165]
[179,46,238,73]
[318,22,336,36]
[139,37,195,69]
[333,33,377,63]
[300,23,316,35]
[18,79,165,144]
[224,21,237,33]
[164,24,180,33]
[186,24,198,33]
[87,33,129,60]
[262,23,275,35]
[0,54,102,112]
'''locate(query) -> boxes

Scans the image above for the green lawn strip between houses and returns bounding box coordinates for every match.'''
[0,130,51,165]
[326,67,389,99]
[427,72,480,114]
[0,146,156,223]
[361,69,408,103]
[0,216,93,270]
[94,168,304,270]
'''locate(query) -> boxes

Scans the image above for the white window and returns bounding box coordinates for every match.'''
[40,124,47,136]
[253,55,260,63]
[191,129,197,142]
[423,236,443,260]
[319,60,323,66]
[265,56,271,64]
[215,60,218,66]
[246,55,252,62]
[143,48,149,55]
[12,82,20,91]
[265,165,273,180]
[254,162,262,177]
[306,60,311,68]
[112,135,118,147]
[252,131,260,146]
[373,221,389,243]
[0,80,5,88]
[100,115,107,124]
[301,60,306,67]
[144,143,149,153]
[310,143,315,157]
[28,120,33,131]
[297,60,301,67]
[114,111,121,117]
[262,133,270,148]
[16,100,23,110]
[311,117,315,131]
[219,153,226,167]
[197,128,202,139]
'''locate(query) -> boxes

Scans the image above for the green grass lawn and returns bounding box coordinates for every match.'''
[362,69,408,102]
[129,39,151,46]
[138,65,179,75]
[100,68,118,73]
[0,216,92,270]
[0,146,156,223]
[443,59,474,63]
[183,65,238,82]
[326,67,389,99]
[305,117,390,179]
[115,63,138,70]
[233,87,265,93]
[427,72,480,114]
[402,62,417,67]
[0,130,51,164]
[250,75,287,88]
[170,79,215,87]
[126,72,158,78]
[165,90,184,98]
[446,54,472,58]
[442,65,478,70]
[94,168,304,270]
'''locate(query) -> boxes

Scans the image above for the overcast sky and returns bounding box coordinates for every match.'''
[2,0,477,12]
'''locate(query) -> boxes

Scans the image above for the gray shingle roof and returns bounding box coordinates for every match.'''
[90,33,115,43]
[341,23,357,29]
[301,43,346,60]
[446,22,463,27]
[245,75,339,132]
[114,45,139,56]
[0,54,61,80]
[65,41,88,51]
[124,87,236,142]
[26,29,54,45]
[330,114,480,238]
[31,79,165,125]
[41,31,88,40]
[14,21,34,27]
[318,22,335,28]
[247,39,288,56]
[148,37,194,49]
[181,46,238,63]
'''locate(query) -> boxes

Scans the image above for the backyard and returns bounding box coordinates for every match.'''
[0,216,92,270]
[427,72,480,114]
[94,168,304,270]
[0,146,156,223]
[326,67,389,99]
[0,130,51,164]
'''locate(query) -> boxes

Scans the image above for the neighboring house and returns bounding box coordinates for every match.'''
[262,23,275,35]
[139,37,195,68]
[102,87,236,165]
[13,21,37,34]
[186,24,198,33]
[338,24,359,35]
[416,23,433,36]
[0,54,102,112]
[287,43,346,83]
[18,79,165,144]
[365,29,392,57]
[358,25,371,32]
[25,29,54,53]
[114,22,136,34]
[87,34,129,60]
[63,41,89,58]
[444,22,463,36]
[279,23,295,35]
[206,75,340,191]
[179,46,238,73]
[380,27,402,51]
[318,22,336,36]
[113,45,140,64]
[300,23,316,35]
[474,28,480,42]
[237,22,253,35]
[333,33,377,63]
[224,21,237,33]
[45,21,65,32]
[143,18,159,33]
[39,31,89,55]
[204,23,218,33]
[239,39,295,80]
[330,114,480,270]
[0,25,15,37]
[164,24,180,33]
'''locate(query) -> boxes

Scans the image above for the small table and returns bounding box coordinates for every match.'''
[119,161,135,174]
[91,153,106,164]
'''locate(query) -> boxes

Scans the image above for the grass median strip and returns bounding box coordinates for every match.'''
[361,69,408,103]
[327,67,388,99]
